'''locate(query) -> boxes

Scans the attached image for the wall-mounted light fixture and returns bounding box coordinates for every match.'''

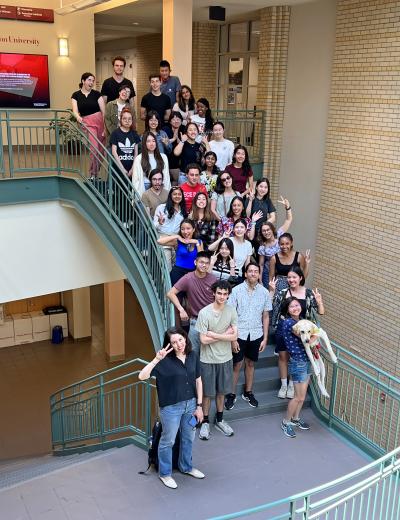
[58,38,69,57]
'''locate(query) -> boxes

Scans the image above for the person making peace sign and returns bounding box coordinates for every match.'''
[139,327,205,489]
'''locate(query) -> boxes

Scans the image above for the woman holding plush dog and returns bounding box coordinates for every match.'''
[279,297,315,438]
[270,266,324,400]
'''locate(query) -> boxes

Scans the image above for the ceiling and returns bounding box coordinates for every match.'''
[94,0,315,43]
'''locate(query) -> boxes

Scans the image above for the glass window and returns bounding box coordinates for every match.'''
[229,23,248,52]
[250,21,260,52]
[228,58,244,85]
[248,56,259,86]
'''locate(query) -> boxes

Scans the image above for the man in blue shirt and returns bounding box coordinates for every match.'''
[159,60,181,106]
[226,263,272,409]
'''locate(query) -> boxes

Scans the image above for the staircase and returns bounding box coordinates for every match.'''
[225,345,310,422]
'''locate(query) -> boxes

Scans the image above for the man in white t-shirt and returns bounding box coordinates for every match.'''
[209,121,235,171]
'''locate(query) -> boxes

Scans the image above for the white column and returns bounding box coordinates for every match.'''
[163,0,193,85]
[104,280,125,362]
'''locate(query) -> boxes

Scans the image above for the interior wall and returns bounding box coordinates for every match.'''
[0,0,95,109]
[278,0,337,281]
[0,201,125,303]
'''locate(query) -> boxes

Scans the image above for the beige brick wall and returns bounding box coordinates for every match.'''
[135,33,162,132]
[191,22,218,109]
[256,6,291,200]
[314,0,400,375]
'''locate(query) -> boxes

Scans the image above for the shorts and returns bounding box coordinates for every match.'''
[288,359,311,384]
[201,359,233,397]
[232,335,263,364]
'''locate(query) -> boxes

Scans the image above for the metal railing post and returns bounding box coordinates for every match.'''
[145,380,152,441]
[99,375,105,449]
[328,353,339,428]
[5,111,15,178]
[54,112,61,175]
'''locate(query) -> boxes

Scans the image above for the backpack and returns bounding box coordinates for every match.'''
[51,325,64,344]
[139,419,180,474]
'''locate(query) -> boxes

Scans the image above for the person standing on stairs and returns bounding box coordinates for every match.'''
[196,280,238,440]
[225,263,272,410]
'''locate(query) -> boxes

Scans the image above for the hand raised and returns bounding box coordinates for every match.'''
[155,344,173,360]
[304,249,311,264]
[312,288,322,304]
[252,210,264,222]
[277,195,290,209]
[268,277,277,292]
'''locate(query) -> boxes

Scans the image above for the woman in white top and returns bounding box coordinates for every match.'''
[209,122,234,171]
[172,85,195,126]
[154,187,188,270]
[133,131,170,194]
[209,218,252,278]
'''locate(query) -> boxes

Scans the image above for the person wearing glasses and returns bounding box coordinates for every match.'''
[210,172,240,221]
[141,168,169,217]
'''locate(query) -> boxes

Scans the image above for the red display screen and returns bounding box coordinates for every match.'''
[0,53,50,108]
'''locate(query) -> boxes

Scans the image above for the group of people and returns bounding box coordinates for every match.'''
[71,55,325,490]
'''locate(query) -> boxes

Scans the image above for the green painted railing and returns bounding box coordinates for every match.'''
[50,358,157,453]
[209,445,400,519]
[210,343,400,519]
[0,109,173,339]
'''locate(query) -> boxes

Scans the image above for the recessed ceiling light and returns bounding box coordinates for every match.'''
[132,22,139,25]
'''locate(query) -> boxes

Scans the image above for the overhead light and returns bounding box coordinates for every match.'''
[55,0,109,15]
[132,22,139,25]
[58,38,69,56]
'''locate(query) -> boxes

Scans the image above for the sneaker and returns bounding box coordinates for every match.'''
[242,391,258,408]
[183,468,205,479]
[159,475,177,489]
[199,422,210,440]
[286,384,295,399]
[291,417,310,430]
[281,420,296,438]
[215,419,234,437]
[278,384,287,399]
[224,393,237,410]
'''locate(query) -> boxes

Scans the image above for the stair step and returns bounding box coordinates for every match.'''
[236,366,280,393]
[222,389,311,422]
[256,345,278,368]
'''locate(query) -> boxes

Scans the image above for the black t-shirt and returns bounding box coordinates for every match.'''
[180,141,205,172]
[101,77,136,103]
[151,351,200,407]
[245,197,276,231]
[71,89,102,117]
[110,127,140,171]
[163,124,184,169]
[140,92,171,122]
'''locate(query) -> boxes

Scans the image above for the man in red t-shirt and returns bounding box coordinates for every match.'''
[180,163,207,213]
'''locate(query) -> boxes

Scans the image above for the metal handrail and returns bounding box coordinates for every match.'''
[0,109,174,339]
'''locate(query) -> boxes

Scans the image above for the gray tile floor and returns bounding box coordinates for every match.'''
[0,409,370,520]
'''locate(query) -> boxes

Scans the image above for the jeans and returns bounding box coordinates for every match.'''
[159,397,196,477]
[188,318,200,356]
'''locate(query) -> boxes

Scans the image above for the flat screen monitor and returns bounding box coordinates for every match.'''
[0,53,50,108]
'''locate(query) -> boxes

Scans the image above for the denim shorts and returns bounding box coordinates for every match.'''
[288,359,311,384]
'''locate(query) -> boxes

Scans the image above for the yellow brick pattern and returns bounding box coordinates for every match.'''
[256,6,290,200]
[314,0,400,375]
[191,22,218,109]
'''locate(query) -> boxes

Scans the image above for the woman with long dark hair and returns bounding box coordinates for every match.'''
[154,186,187,269]
[225,145,254,196]
[158,218,204,284]
[145,110,172,155]
[163,111,185,185]
[216,195,263,240]
[71,72,105,178]
[110,108,140,187]
[208,237,237,280]
[270,266,324,401]
[210,172,240,221]
[173,122,210,184]
[138,326,204,489]
[200,151,220,194]
[133,131,170,192]
[173,85,195,126]
[190,98,214,140]
[188,192,218,249]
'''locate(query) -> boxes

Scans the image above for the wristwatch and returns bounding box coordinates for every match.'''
[196,403,202,407]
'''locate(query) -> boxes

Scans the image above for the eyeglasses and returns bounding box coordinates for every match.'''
[220,176,231,182]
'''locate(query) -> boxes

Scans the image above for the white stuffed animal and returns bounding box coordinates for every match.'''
[292,320,338,398]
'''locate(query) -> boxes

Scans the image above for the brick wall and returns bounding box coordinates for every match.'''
[135,33,162,132]
[314,0,400,374]
[256,6,291,200]
[191,22,218,109]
